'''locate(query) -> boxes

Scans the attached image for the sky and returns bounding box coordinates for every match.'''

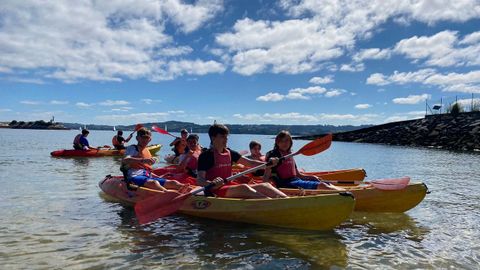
[1,0,480,126]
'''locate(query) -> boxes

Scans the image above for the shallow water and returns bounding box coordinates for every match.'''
[0,129,479,269]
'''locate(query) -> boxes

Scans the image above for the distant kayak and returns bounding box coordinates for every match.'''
[50,144,162,157]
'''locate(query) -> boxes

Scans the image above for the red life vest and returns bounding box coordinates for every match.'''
[112,135,120,146]
[73,134,82,145]
[186,149,201,171]
[128,146,153,171]
[205,149,232,180]
[276,150,297,179]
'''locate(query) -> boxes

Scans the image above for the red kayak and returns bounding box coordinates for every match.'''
[50,144,162,157]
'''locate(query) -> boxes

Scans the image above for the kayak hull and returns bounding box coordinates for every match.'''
[281,182,428,212]
[99,176,355,231]
[51,144,162,157]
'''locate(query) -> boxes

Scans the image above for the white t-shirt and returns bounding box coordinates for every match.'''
[124,145,146,178]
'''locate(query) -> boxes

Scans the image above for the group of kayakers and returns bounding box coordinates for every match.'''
[117,123,341,200]
[73,129,134,150]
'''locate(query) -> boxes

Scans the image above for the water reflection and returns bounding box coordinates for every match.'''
[344,212,429,238]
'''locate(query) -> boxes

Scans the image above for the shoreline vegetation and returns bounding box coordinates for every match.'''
[0,120,372,135]
[294,111,480,152]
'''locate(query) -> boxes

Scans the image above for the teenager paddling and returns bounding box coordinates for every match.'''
[263,130,343,191]
[197,124,287,199]
[122,128,186,192]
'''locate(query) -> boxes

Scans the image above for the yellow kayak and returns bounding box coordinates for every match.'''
[99,175,355,230]
[51,144,162,157]
[281,182,428,212]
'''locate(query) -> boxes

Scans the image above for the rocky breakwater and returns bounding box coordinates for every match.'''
[296,112,480,151]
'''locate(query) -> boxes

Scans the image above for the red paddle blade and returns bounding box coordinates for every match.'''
[134,191,191,224]
[134,124,143,131]
[297,134,332,156]
[151,125,172,136]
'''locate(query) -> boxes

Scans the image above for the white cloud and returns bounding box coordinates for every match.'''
[325,89,346,97]
[257,86,342,101]
[95,112,171,125]
[141,98,162,104]
[256,92,285,102]
[0,108,12,112]
[353,48,391,62]
[50,100,69,105]
[367,69,480,93]
[20,100,41,105]
[309,75,334,84]
[0,66,12,73]
[394,30,480,67]
[392,94,431,104]
[5,77,45,84]
[76,102,94,108]
[217,0,480,75]
[0,1,224,83]
[233,112,382,125]
[355,103,372,109]
[99,100,130,106]
[340,63,365,72]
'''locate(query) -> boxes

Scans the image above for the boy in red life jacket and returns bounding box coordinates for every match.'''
[197,124,287,199]
[263,130,342,190]
[122,128,186,192]
[178,134,203,177]
[112,130,133,150]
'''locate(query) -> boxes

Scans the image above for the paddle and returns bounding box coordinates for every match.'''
[151,125,176,138]
[318,177,410,190]
[134,134,333,224]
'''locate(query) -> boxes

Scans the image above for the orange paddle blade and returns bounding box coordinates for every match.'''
[134,191,189,224]
[296,134,332,156]
[134,124,143,131]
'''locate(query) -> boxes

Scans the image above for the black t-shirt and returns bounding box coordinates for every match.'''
[197,148,241,172]
[116,135,125,145]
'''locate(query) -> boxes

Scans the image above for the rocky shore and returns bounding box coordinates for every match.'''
[295,112,480,151]
[2,120,68,130]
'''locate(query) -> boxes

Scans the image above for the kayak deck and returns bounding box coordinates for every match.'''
[99,176,355,230]
[281,182,428,212]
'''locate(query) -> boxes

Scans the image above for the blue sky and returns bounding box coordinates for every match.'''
[1,0,479,126]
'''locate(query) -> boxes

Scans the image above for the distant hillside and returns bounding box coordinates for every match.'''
[61,120,373,135]
[295,112,480,151]
[2,120,67,130]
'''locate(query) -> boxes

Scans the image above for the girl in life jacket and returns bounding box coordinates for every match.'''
[196,124,287,199]
[263,130,343,191]
[122,128,187,192]
[178,134,203,177]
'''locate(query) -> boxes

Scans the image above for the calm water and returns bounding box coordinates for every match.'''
[1,129,479,269]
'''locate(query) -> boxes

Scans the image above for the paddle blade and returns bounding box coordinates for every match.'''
[297,134,332,156]
[370,177,410,190]
[134,191,190,224]
[152,125,174,136]
[134,124,143,131]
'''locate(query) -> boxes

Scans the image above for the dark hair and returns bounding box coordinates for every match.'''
[208,124,229,140]
[181,129,188,134]
[187,134,199,141]
[136,127,151,137]
[249,140,261,150]
[81,129,89,135]
[117,130,123,135]
[274,130,293,152]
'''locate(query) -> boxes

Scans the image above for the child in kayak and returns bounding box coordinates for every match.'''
[197,123,287,199]
[122,128,185,191]
[263,130,342,190]
[112,130,133,150]
[178,134,204,177]
[170,129,189,154]
[73,129,96,150]
[246,140,266,161]
[245,140,266,176]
